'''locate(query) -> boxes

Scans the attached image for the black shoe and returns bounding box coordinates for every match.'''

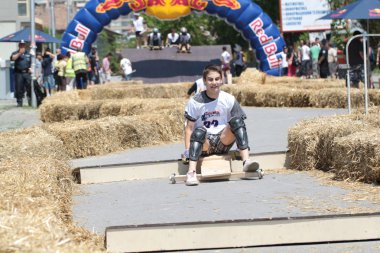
[17,102,23,107]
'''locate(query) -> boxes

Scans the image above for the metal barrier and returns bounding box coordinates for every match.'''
[0,59,13,99]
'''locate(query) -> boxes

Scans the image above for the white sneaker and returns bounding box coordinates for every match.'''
[185,171,199,186]
[243,160,260,172]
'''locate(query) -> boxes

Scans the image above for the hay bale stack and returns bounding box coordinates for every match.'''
[332,130,380,183]
[40,98,187,123]
[0,157,103,252]
[236,68,267,85]
[88,83,190,100]
[288,115,371,171]
[40,101,103,122]
[224,85,311,107]
[42,108,184,158]
[0,127,65,162]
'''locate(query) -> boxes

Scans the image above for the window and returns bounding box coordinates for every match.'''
[18,0,28,17]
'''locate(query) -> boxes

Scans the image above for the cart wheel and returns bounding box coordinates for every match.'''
[169,173,177,184]
[258,169,264,179]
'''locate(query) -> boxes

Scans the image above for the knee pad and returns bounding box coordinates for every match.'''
[229,117,249,150]
[189,127,207,161]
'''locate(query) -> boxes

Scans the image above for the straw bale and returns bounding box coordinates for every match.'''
[0,127,66,162]
[88,83,190,100]
[308,88,364,108]
[236,68,267,85]
[288,115,371,171]
[224,84,311,107]
[0,157,103,252]
[42,108,184,158]
[40,101,103,122]
[331,130,380,183]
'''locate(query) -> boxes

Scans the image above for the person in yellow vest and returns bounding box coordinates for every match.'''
[71,49,89,89]
[64,52,76,90]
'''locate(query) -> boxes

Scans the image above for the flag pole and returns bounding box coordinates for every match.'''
[30,0,37,108]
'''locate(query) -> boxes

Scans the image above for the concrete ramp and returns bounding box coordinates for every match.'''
[106,213,380,252]
[121,45,229,83]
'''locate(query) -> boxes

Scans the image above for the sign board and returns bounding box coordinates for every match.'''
[280,0,332,32]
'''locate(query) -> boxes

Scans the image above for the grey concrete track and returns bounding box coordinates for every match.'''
[0,99,41,132]
[188,240,380,253]
[74,172,380,235]
[71,107,346,168]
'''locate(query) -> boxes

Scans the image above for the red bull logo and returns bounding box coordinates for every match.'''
[96,0,128,13]
[331,9,347,18]
[211,0,240,10]
[96,0,240,19]
[369,8,380,17]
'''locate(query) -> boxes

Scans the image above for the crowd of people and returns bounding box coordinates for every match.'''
[10,42,134,106]
[279,37,339,79]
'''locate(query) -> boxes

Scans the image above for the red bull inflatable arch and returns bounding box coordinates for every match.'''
[61,0,286,76]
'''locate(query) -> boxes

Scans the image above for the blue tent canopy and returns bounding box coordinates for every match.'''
[0,27,62,43]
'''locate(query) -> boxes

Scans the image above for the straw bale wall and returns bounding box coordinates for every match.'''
[332,130,380,183]
[40,98,186,123]
[0,128,104,251]
[41,108,184,158]
[288,109,380,184]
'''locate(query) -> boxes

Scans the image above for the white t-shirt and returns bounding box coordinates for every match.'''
[133,16,144,32]
[120,58,132,75]
[328,47,337,63]
[185,91,246,134]
[301,45,310,61]
[195,78,206,94]
[167,33,179,44]
[281,52,288,68]
[221,51,231,64]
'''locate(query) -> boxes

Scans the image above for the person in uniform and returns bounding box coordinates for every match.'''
[183,65,259,186]
[10,40,32,107]
[72,48,89,89]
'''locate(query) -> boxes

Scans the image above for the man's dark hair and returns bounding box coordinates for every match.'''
[321,39,327,46]
[222,46,227,51]
[203,64,222,81]
[66,52,71,58]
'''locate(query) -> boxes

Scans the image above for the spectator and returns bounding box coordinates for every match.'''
[347,31,364,88]
[280,46,289,76]
[41,48,55,96]
[187,77,206,97]
[233,44,246,77]
[301,40,311,78]
[64,52,76,90]
[10,40,32,107]
[166,28,179,47]
[35,52,43,86]
[287,46,297,77]
[220,46,231,83]
[376,42,380,87]
[148,28,163,50]
[328,43,338,79]
[133,13,144,49]
[72,48,89,89]
[120,55,133,81]
[177,27,191,53]
[55,54,67,91]
[88,47,100,85]
[101,53,112,83]
[318,39,329,79]
[310,42,321,79]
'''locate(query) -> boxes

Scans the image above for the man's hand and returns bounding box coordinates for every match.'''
[181,149,190,164]
[19,48,26,54]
